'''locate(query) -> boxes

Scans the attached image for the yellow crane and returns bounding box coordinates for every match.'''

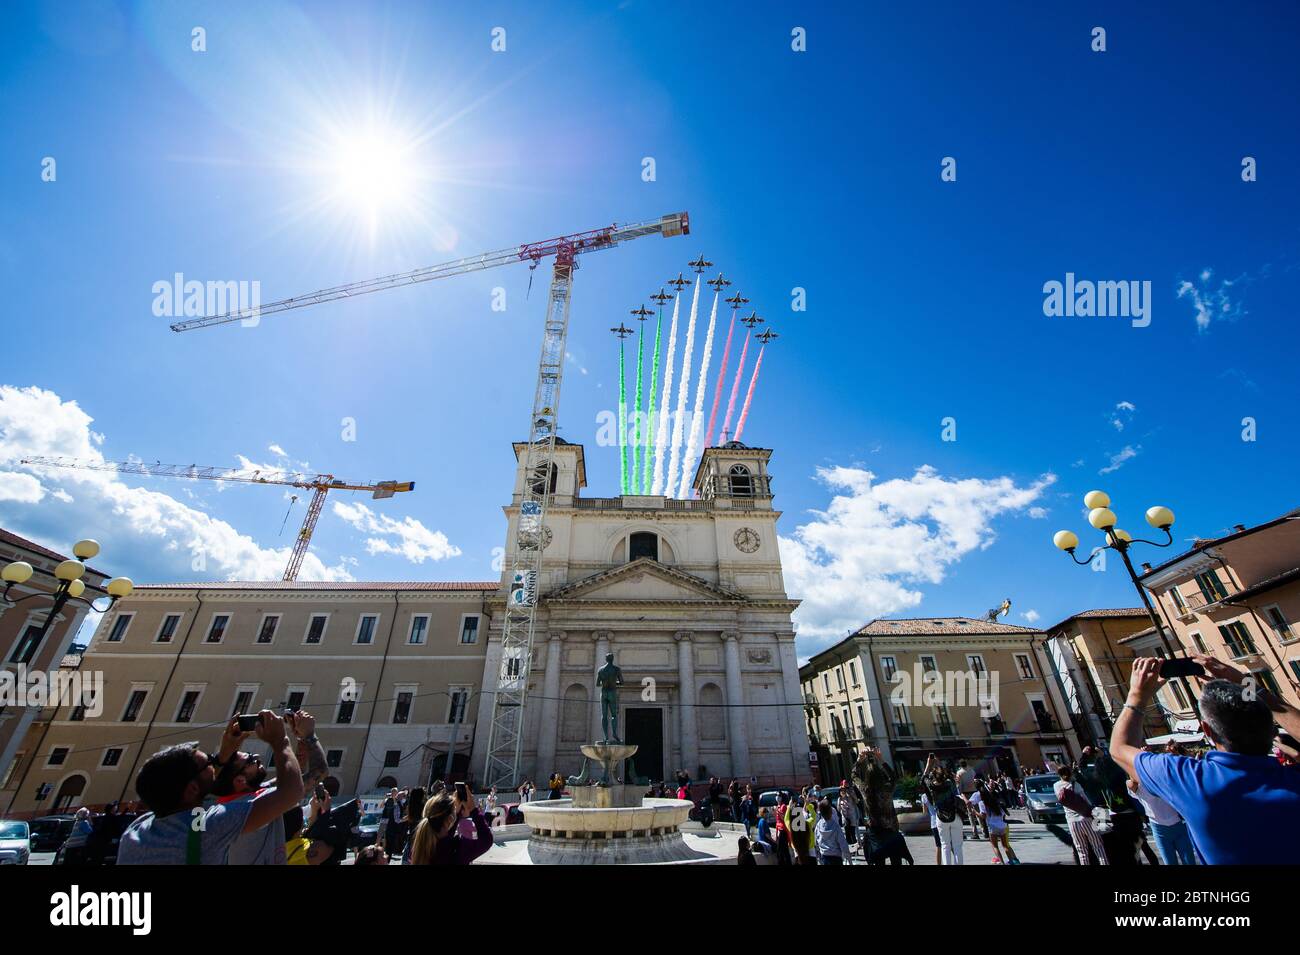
[21,456,414,581]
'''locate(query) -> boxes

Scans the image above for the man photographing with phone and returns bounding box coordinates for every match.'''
[117,711,303,864]
[1109,654,1300,864]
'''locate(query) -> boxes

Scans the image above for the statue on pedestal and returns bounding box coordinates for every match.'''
[596,651,624,744]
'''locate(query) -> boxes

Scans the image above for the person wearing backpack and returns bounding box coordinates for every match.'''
[1054,764,1107,865]
[921,754,964,864]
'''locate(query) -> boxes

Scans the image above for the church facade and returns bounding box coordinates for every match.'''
[469,440,810,785]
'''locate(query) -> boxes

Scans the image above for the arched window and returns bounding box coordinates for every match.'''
[529,463,558,496]
[629,531,659,562]
[53,773,87,812]
[728,464,753,496]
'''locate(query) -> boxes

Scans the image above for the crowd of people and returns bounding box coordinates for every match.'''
[24,650,1300,866]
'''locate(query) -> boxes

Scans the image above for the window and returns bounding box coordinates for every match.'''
[101,748,123,768]
[1167,680,1188,710]
[919,655,938,674]
[106,613,133,643]
[122,689,148,722]
[460,615,480,645]
[1218,621,1258,658]
[232,690,254,715]
[383,750,402,768]
[628,532,659,562]
[256,616,279,644]
[1195,570,1228,603]
[856,704,866,731]
[1015,653,1034,679]
[408,615,429,646]
[448,686,470,723]
[286,689,307,712]
[728,464,753,496]
[842,707,853,735]
[69,697,89,721]
[155,614,181,644]
[393,691,413,724]
[326,750,343,768]
[47,747,69,767]
[934,704,955,736]
[967,654,986,675]
[836,667,846,691]
[1169,586,1190,615]
[205,614,230,643]
[880,656,898,682]
[176,690,202,723]
[355,615,378,645]
[1291,659,1300,684]
[1189,631,1208,654]
[1263,606,1295,642]
[822,673,830,693]
[848,660,858,685]
[8,625,43,664]
[304,615,327,644]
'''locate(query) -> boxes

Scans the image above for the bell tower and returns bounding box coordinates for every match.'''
[692,441,774,510]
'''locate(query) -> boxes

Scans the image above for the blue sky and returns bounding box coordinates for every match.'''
[1,1,1297,652]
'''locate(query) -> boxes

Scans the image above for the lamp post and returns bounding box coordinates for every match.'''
[2,538,133,814]
[1052,492,1199,718]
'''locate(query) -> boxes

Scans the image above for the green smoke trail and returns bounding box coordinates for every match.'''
[618,338,628,493]
[632,323,645,493]
[644,308,663,492]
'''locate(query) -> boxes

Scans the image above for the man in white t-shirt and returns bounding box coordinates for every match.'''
[1127,776,1197,865]
[954,760,982,840]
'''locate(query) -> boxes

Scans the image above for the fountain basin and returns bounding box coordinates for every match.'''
[520,797,700,865]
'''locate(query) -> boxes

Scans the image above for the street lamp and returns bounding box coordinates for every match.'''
[1,538,133,816]
[1053,493,1199,717]
[1,538,134,642]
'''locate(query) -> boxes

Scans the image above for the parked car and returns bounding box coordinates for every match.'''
[0,820,31,865]
[29,814,76,853]
[757,788,799,810]
[811,785,843,804]
[1022,773,1066,823]
[349,812,380,849]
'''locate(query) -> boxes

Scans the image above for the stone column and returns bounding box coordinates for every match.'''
[470,635,504,780]
[721,631,750,777]
[535,631,565,775]
[776,633,812,777]
[591,631,609,742]
[674,631,699,778]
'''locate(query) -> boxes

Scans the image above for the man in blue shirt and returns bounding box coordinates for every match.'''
[1110,655,1300,865]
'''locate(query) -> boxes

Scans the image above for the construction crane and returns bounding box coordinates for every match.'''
[169,211,690,789]
[21,456,415,582]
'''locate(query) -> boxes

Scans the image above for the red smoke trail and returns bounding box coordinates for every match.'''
[733,345,765,443]
[705,314,735,449]
[718,331,750,443]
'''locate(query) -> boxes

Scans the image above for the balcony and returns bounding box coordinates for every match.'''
[1035,714,1060,734]
[893,721,917,738]
[935,720,958,738]
[984,717,1009,738]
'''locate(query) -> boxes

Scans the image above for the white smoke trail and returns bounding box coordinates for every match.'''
[678,291,719,499]
[664,275,702,498]
[650,293,681,495]
[719,331,751,444]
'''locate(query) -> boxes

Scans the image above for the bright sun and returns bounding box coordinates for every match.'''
[331,128,416,212]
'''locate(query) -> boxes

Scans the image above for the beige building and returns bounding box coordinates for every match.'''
[10,438,812,815]
[0,529,109,815]
[1137,507,1300,709]
[1041,608,1167,744]
[5,580,494,815]
[800,617,1080,782]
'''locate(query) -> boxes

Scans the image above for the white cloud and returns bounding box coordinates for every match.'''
[1028,506,1049,519]
[1021,609,1041,623]
[268,443,287,457]
[0,385,353,582]
[1099,445,1140,475]
[1177,269,1245,332]
[0,471,45,503]
[1110,401,1136,431]
[332,500,460,564]
[779,465,1055,645]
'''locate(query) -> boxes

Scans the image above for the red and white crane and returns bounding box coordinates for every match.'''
[170,212,691,788]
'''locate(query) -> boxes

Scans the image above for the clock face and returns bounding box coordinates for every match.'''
[734,527,760,553]
[541,525,553,549]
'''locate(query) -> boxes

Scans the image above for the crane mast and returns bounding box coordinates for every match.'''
[169,211,690,788]
[20,455,414,582]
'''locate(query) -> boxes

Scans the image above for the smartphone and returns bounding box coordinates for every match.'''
[454,782,469,802]
[236,713,261,732]
[1160,658,1205,679]
[316,783,328,801]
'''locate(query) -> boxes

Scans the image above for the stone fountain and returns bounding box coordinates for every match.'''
[519,652,699,864]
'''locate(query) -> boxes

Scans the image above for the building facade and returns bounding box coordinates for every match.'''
[0,530,108,815]
[1139,507,1300,708]
[800,617,1081,783]
[469,440,809,785]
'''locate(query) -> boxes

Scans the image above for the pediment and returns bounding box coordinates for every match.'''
[546,558,746,603]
